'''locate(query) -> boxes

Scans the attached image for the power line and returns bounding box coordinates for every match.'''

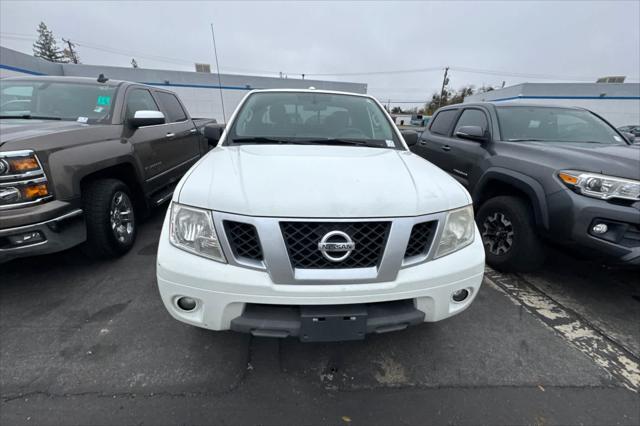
[450,66,599,82]
[2,32,286,75]
[303,67,444,77]
[2,32,638,82]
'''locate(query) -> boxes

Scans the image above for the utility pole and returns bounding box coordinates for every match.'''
[62,38,79,64]
[438,67,449,108]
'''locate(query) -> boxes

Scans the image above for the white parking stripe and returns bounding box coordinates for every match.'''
[485,268,640,392]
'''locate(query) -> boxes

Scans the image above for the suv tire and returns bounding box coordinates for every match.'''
[83,179,137,259]
[476,196,545,272]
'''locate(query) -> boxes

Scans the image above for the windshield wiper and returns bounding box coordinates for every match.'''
[560,140,611,144]
[0,114,62,120]
[231,137,311,145]
[302,138,383,147]
[506,138,548,142]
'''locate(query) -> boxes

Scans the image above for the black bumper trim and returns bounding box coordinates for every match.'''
[546,190,640,264]
[0,209,85,262]
[230,300,425,342]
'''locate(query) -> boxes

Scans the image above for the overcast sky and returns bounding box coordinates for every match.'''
[1,0,639,108]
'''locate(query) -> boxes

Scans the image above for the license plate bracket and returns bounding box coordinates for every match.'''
[300,305,367,342]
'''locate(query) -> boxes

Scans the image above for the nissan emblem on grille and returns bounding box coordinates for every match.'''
[318,231,356,262]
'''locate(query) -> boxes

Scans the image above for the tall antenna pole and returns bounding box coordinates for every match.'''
[210,23,226,124]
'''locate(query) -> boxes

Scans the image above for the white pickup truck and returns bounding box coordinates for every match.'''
[156,89,485,342]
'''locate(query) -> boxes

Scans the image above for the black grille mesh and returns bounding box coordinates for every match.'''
[280,222,390,269]
[224,221,263,261]
[622,224,640,248]
[405,221,437,258]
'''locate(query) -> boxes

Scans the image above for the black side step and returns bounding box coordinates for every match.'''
[150,183,177,207]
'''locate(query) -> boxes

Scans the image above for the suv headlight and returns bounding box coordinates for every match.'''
[434,205,476,259]
[169,203,226,262]
[558,171,640,201]
[0,150,51,209]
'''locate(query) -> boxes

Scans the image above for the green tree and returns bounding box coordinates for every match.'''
[391,106,403,114]
[32,22,66,62]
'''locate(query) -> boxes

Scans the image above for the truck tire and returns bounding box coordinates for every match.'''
[82,179,137,259]
[476,196,545,272]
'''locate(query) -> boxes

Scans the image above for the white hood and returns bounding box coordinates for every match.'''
[177,145,471,218]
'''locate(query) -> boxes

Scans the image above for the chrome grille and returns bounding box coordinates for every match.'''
[280,221,390,269]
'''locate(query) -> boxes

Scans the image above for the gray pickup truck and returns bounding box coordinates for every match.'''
[0,75,215,262]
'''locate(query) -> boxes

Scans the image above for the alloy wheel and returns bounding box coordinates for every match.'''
[481,212,514,255]
[109,191,135,245]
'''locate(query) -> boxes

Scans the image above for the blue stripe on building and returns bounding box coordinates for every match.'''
[0,64,47,76]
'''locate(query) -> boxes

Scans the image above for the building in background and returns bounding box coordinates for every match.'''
[464,82,640,126]
[0,46,367,122]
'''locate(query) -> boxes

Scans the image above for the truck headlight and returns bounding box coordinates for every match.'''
[434,205,475,259]
[0,150,52,209]
[169,203,226,262]
[558,171,640,201]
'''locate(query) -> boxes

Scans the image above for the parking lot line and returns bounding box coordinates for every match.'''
[485,268,640,392]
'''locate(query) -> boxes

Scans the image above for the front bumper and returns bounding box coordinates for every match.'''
[546,189,640,265]
[0,205,86,263]
[156,213,486,335]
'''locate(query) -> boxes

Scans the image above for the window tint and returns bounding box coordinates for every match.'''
[454,109,488,135]
[156,92,187,122]
[125,89,158,120]
[496,106,626,144]
[429,109,458,135]
[0,80,116,122]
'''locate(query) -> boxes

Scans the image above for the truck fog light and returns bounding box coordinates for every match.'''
[592,223,608,234]
[6,231,45,247]
[176,296,198,311]
[452,288,470,302]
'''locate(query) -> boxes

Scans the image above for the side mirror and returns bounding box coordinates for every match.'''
[204,123,225,144]
[622,132,636,143]
[129,110,165,128]
[401,130,419,147]
[455,125,487,142]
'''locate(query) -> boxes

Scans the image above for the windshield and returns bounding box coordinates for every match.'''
[0,80,117,123]
[228,92,401,149]
[496,106,628,145]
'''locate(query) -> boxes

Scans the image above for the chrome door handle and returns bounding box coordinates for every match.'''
[442,145,451,151]
[189,128,197,134]
[165,133,176,138]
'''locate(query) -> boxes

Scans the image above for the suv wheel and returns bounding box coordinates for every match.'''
[83,179,137,258]
[476,196,545,272]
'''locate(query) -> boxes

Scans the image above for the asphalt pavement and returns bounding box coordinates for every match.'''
[1,207,638,425]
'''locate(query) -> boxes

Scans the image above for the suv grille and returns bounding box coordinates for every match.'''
[224,221,263,261]
[280,222,390,269]
[405,221,437,258]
